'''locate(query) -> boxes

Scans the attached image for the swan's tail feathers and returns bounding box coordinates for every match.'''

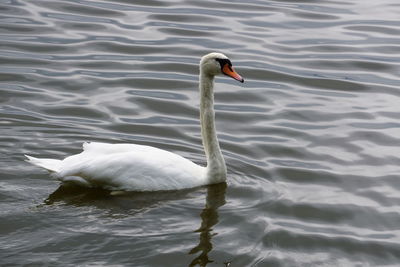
[25,155,61,173]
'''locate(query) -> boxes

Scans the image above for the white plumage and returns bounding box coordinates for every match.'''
[25,52,244,191]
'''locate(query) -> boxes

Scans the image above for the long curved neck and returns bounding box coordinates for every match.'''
[199,71,226,183]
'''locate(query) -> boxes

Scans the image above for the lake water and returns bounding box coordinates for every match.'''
[2,0,400,266]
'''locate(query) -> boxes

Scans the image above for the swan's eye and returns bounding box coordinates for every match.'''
[215,58,232,69]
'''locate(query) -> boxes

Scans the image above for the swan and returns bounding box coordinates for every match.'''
[25,52,244,191]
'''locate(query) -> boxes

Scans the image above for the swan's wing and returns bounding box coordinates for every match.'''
[58,144,206,191]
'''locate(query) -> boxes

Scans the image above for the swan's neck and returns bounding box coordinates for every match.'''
[200,72,226,183]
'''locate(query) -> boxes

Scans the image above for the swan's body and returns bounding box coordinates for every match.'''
[26,52,244,191]
[27,142,204,191]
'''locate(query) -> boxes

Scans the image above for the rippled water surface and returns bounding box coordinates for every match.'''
[2,0,400,266]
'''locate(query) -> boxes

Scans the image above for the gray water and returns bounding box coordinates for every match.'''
[2,0,400,266]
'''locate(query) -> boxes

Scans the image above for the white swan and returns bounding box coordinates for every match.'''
[25,52,244,191]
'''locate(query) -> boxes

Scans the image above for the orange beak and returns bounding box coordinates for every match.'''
[222,64,244,83]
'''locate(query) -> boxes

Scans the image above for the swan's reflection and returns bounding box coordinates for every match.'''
[189,182,227,267]
[43,184,198,215]
[44,184,110,205]
[43,182,227,266]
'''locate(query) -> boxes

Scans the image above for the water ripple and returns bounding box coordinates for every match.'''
[2,0,400,266]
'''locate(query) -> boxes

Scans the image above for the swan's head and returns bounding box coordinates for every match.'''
[200,52,244,83]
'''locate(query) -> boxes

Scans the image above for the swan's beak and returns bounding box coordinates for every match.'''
[222,64,244,83]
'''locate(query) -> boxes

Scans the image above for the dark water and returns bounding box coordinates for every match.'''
[2,0,400,266]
